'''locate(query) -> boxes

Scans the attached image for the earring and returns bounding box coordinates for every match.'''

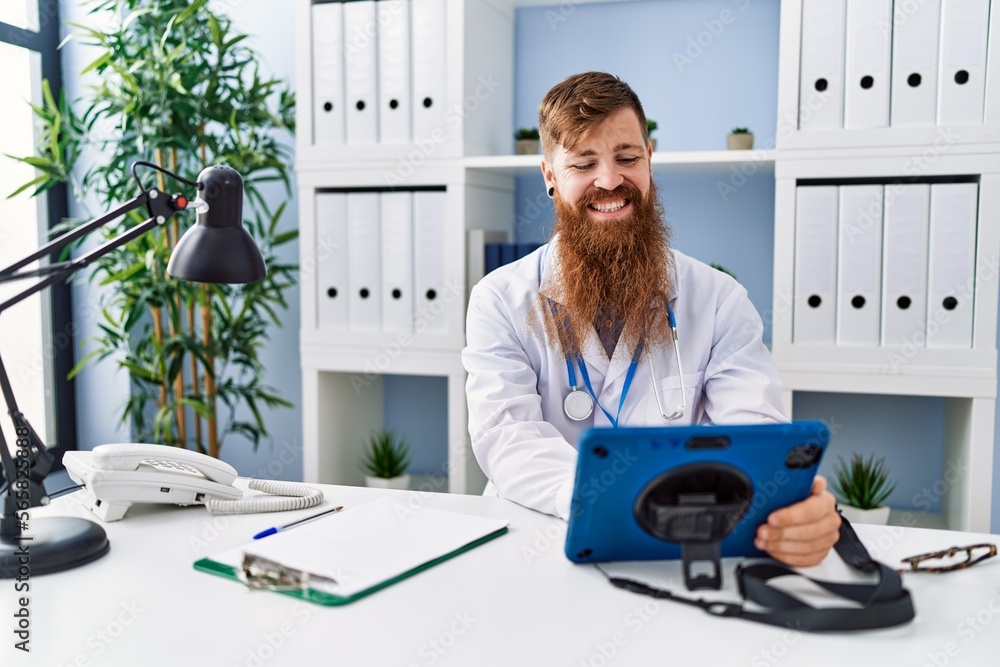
[547,186,555,198]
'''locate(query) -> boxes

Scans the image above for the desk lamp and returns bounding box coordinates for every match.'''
[0,162,266,577]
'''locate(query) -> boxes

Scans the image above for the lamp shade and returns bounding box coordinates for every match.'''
[166,165,267,284]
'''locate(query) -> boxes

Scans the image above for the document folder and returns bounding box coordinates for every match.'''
[843,0,892,129]
[411,0,447,140]
[380,191,414,333]
[316,192,349,330]
[837,186,884,346]
[799,0,847,130]
[936,0,990,125]
[377,0,411,144]
[881,185,930,347]
[344,0,379,144]
[891,0,942,126]
[195,498,509,606]
[311,2,346,145]
[927,182,978,348]
[793,186,839,344]
[347,193,382,331]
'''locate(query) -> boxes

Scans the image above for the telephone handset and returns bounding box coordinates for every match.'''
[63,443,322,522]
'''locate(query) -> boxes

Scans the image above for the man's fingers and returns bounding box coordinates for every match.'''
[766,486,837,528]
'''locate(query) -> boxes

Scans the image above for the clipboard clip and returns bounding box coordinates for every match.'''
[238,553,338,592]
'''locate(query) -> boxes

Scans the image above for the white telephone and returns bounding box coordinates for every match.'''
[63,443,322,522]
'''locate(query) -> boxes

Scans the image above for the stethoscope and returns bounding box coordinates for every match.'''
[559,302,687,425]
[538,245,686,426]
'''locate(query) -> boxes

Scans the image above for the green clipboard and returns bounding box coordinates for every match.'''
[193,498,509,606]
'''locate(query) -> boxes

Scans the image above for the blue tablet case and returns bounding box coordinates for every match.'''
[564,421,829,565]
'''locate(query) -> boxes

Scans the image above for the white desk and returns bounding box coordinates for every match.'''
[6,483,1000,667]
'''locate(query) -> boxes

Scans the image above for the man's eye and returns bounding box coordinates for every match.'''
[571,163,594,171]
[618,157,640,165]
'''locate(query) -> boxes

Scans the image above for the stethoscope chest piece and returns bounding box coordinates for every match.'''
[564,389,594,421]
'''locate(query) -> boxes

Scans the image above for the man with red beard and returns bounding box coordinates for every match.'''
[463,72,840,567]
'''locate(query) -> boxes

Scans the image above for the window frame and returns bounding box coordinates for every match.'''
[0,0,76,463]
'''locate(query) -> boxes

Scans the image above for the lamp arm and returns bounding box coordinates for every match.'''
[0,190,181,316]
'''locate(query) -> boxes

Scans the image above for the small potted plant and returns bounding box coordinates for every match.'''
[360,429,412,490]
[831,453,897,525]
[514,127,540,155]
[710,263,736,280]
[646,118,658,151]
[727,126,754,150]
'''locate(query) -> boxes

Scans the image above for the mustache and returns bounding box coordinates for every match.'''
[574,184,645,209]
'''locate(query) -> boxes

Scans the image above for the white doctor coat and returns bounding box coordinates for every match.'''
[462,237,787,520]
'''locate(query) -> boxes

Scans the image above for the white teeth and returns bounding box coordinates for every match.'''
[590,199,626,213]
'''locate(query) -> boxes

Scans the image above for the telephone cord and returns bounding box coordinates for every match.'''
[205,478,324,514]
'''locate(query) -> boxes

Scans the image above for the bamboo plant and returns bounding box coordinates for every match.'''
[7,0,297,457]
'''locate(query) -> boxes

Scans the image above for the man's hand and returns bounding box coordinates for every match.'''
[755,476,841,567]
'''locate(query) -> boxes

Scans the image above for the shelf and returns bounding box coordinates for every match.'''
[463,149,776,176]
[775,344,998,399]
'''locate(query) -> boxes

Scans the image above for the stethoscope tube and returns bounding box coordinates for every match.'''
[562,303,686,424]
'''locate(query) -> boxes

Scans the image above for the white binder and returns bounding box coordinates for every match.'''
[891,0,942,126]
[347,193,382,331]
[798,0,847,130]
[411,0,447,141]
[881,185,930,347]
[311,2,346,145]
[380,191,414,333]
[793,186,839,345]
[316,193,349,330]
[927,183,978,348]
[377,0,411,144]
[936,0,990,125]
[843,0,892,129]
[837,186,884,346]
[344,0,379,145]
[413,190,448,334]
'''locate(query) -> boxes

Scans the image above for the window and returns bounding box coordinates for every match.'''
[0,1,74,459]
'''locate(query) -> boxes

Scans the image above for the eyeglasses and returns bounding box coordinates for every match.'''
[897,543,997,574]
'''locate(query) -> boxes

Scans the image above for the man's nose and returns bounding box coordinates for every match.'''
[592,161,624,191]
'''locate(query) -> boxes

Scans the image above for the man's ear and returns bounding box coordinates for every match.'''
[540,159,555,195]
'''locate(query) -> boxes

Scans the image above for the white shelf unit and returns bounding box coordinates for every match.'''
[771,0,1000,532]
[297,0,999,526]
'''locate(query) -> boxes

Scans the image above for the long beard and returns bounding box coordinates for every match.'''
[543,180,673,357]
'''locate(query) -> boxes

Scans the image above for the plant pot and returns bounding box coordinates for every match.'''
[514,139,540,155]
[365,474,411,490]
[727,133,754,150]
[838,504,891,526]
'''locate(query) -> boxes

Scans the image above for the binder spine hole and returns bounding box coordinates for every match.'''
[814,78,828,92]
[360,288,370,299]
[356,100,366,111]
[851,295,866,309]
[943,296,958,311]
[807,295,822,308]
[897,296,912,310]
[392,288,402,299]
[860,75,874,90]
[425,289,437,301]
[389,99,399,109]
[327,287,338,299]
[422,97,433,108]
[907,73,922,87]
[323,102,333,112]
[955,70,969,85]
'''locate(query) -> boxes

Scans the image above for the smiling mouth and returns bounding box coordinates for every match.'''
[588,199,629,213]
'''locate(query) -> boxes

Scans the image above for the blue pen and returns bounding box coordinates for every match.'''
[253,505,345,539]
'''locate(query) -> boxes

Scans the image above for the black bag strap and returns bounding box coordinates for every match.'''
[606,517,916,632]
